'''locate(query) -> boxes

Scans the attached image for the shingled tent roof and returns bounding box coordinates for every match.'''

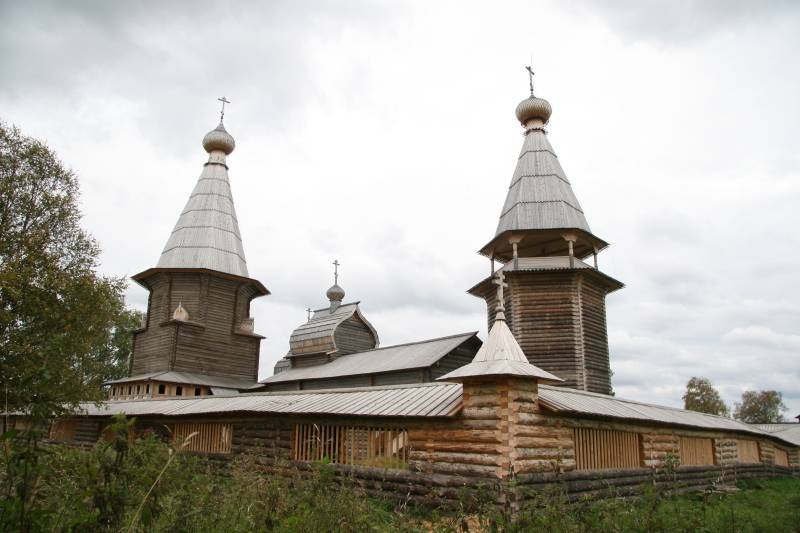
[437,313,561,382]
[156,121,249,278]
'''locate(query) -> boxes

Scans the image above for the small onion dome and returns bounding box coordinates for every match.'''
[202,122,235,154]
[326,283,345,302]
[515,95,552,126]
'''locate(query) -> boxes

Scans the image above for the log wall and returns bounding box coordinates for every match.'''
[479,270,614,394]
[131,271,262,381]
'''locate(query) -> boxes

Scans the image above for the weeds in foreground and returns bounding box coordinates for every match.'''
[1,421,799,532]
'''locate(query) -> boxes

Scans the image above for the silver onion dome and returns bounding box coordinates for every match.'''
[515,96,552,126]
[202,122,236,154]
[326,283,345,302]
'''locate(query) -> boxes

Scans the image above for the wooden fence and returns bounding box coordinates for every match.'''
[679,436,715,466]
[293,424,408,467]
[574,428,641,471]
[737,439,760,463]
[170,422,232,454]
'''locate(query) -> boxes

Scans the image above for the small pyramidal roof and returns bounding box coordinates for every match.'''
[156,117,249,278]
[438,272,562,383]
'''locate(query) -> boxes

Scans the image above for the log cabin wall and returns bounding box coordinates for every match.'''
[131,271,261,381]
[479,270,613,395]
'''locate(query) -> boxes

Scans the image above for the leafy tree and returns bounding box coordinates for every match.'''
[0,121,128,419]
[734,390,787,423]
[682,376,729,416]
[101,308,146,381]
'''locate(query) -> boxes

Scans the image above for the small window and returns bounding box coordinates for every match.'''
[146,384,150,394]
[158,384,166,394]
[176,386,183,396]
[127,386,132,395]
[136,385,141,394]
[194,387,201,396]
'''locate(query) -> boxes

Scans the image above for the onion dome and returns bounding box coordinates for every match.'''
[326,283,345,302]
[202,122,235,154]
[515,95,552,126]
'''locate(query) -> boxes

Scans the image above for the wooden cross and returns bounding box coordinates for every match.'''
[218,96,231,121]
[493,270,508,311]
[525,65,535,95]
[306,307,312,321]
[332,259,340,284]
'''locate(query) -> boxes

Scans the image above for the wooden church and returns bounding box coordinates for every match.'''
[41,77,798,504]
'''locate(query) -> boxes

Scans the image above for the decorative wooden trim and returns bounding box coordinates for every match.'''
[679,436,715,466]
[169,422,232,454]
[737,439,760,463]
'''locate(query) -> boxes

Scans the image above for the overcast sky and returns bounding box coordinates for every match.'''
[2,0,798,417]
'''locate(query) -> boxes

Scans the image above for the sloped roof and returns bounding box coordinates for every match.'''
[156,124,249,278]
[496,129,590,236]
[288,302,378,357]
[538,385,795,443]
[262,332,479,384]
[106,371,255,390]
[81,382,463,418]
[438,318,561,382]
[752,423,800,446]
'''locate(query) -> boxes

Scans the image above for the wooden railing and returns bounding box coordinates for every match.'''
[293,424,408,467]
[679,436,715,466]
[574,428,641,471]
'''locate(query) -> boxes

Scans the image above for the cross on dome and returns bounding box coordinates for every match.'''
[218,96,231,121]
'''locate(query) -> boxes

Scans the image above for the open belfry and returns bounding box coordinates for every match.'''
[36,78,796,502]
[469,69,622,394]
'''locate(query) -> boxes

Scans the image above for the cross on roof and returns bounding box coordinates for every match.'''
[217,96,231,121]
[493,270,508,313]
[525,65,535,96]
[306,307,312,321]
[332,259,340,284]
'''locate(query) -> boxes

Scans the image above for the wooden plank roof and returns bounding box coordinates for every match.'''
[81,382,463,418]
[263,332,479,384]
[287,301,379,357]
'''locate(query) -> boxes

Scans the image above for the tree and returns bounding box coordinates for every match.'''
[682,377,729,416]
[734,390,787,423]
[0,121,129,419]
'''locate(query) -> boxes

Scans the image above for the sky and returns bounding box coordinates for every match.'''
[2,0,799,417]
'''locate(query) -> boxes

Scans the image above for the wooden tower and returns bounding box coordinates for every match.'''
[468,76,622,395]
[110,111,269,399]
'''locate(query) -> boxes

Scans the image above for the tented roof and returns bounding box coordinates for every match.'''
[156,124,249,278]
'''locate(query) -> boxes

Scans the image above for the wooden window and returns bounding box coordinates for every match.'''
[146,384,150,394]
[293,424,409,468]
[49,420,77,441]
[169,422,232,454]
[194,387,201,396]
[158,384,166,394]
[774,448,789,467]
[574,428,641,471]
[679,436,715,466]
[737,439,760,463]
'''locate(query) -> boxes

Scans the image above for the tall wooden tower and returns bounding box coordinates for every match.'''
[108,109,269,399]
[469,75,622,395]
